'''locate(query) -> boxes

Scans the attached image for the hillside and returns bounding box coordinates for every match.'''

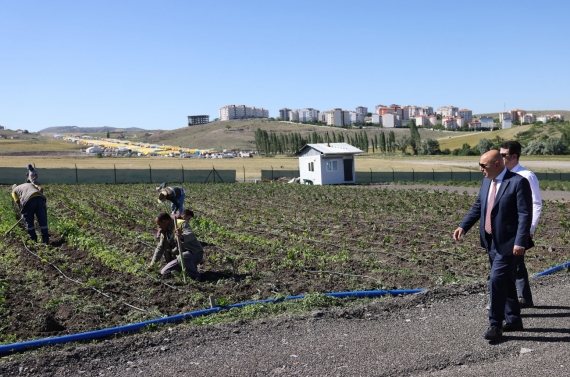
[38,126,147,134]
[127,119,473,151]
[475,110,570,120]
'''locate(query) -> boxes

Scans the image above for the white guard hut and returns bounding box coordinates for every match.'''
[298,143,363,185]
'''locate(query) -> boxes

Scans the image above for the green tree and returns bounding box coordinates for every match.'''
[409,120,421,155]
[477,138,494,155]
[397,134,411,154]
[388,131,396,153]
[379,132,386,153]
[420,138,440,155]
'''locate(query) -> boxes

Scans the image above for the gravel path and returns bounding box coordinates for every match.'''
[1,274,568,376]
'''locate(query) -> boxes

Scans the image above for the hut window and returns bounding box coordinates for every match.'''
[326,161,338,171]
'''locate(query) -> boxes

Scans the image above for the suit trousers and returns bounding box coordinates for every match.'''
[515,256,533,303]
[487,234,522,327]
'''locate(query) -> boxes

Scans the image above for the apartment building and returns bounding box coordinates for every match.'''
[502,118,512,129]
[377,104,405,120]
[441,116,458,129]
[289,110,299,122]
[415,114,429,127]
[469,119,482,129]
[421,106,434,115]
[219,105,269,120]
[382,113,401,128]
[279,108,292,120]
[521,113,536,123]
[355,106,368,116]
[436,106,458,117]
[350,111,365,125]
[298,108,320,122]
[479,116,494,128]
[404,105,421,119]
[187,115,210,126]
[457,109,473,123]
[455,116,465,128]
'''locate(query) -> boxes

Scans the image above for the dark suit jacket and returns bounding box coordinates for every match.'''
[459,170,533,256]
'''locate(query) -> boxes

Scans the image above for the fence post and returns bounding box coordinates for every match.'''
[271,166,274,180]
[182,165,184,183]
[412,168,414,182]
[370,168,372,183]
[391,168,394,182]
[243,166,245,182]
[432,168,434,182]
[213,166,215,183]
[546,170,548,180]
[450,168,453,182]
[75,164,78,184]
[149,164,152,183]
[470,169,472,181]
[114,164,116,184]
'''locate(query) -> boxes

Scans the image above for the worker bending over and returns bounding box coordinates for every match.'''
[148,210,203,280]
[156,182,185,215]
[11,183,49,243]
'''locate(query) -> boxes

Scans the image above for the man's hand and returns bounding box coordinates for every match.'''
[513,246,525,256]
[453,227,464,241]
[175,228,183,239]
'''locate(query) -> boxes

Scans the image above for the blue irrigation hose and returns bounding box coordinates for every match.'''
[2,256,568,356]
[532,261,570,277]
[0,289,424,355]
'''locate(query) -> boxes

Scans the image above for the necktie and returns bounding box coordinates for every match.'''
[485,179,496,234]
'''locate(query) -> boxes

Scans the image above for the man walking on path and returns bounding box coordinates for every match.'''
[148,210,203,280]
[453,150,533,341]
[11,183,49,243]
[156,182,185,215]
[500,140,542,308]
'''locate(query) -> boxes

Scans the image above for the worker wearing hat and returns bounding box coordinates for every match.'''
[156,182,186,215]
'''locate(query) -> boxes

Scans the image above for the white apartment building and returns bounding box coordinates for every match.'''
[457,109,473,123]
[371,114,381,124]
[521,113,536,123]
[375,104,386,113]
[421,106,434,115]
[415,114,428,127]
[326,109,344,127]
[455,116,465,128]
[479,116,494,128]
[298,108,320,122]
[442,116,458,129]
[502,118,512,129]
[405,105,421,119]
[350,111,365,125]
[219,105,269,120]
[355,106,368,116]
[470,120,482,129]
[428,114,439,126]
[436,106,458,117]
[279,108,292,120]
[289,110,299,122]
[499,112,511,123]
[382,113,401,128]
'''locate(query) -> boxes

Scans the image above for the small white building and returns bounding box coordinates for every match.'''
[298,143,362,185]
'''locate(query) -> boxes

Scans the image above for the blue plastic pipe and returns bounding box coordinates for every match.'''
[0,288,424,355]
[532,261,570,277]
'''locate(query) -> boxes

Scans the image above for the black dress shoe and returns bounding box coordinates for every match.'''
[503,320,524,332]
[483,326,503,340]
[519,297,534,308]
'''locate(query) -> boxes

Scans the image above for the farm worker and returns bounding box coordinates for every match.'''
[453,150,532,341]
[11,183,49,244]
[500,140,541,309]
[26,164,39,184]
[156,182,185,215]
[148,210,203,280]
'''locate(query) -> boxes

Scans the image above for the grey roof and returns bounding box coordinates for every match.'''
[299,143,363,156]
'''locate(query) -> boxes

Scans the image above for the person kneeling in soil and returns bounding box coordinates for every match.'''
[147,210,203,280]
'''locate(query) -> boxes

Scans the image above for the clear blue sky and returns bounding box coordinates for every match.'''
[1,0,568,132]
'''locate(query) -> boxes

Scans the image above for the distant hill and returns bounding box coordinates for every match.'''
[38,126,147,134]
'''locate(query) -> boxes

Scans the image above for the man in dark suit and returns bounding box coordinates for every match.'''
[453,150,533,341]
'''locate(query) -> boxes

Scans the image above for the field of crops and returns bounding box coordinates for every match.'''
[1,183,570,343]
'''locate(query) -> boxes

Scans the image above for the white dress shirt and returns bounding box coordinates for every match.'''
[510,163,542,235]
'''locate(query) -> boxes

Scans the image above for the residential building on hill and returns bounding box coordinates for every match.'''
[219,105,269,120]
[187,115,209,126]
[436,106,458,117]
[355,106,368,116]
[457,109,473,123]
[279,108,292,120]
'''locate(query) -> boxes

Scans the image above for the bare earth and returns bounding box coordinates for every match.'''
[0,186,569,376]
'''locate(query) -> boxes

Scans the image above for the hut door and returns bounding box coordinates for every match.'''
[343,158,353,181]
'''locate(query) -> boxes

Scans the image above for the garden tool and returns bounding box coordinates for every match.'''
[175,219,187,283]
[5,216,24,236]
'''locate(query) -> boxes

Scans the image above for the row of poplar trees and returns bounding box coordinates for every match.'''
[254,122,422,155]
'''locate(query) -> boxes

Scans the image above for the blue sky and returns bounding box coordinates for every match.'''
[1,0,568,132]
